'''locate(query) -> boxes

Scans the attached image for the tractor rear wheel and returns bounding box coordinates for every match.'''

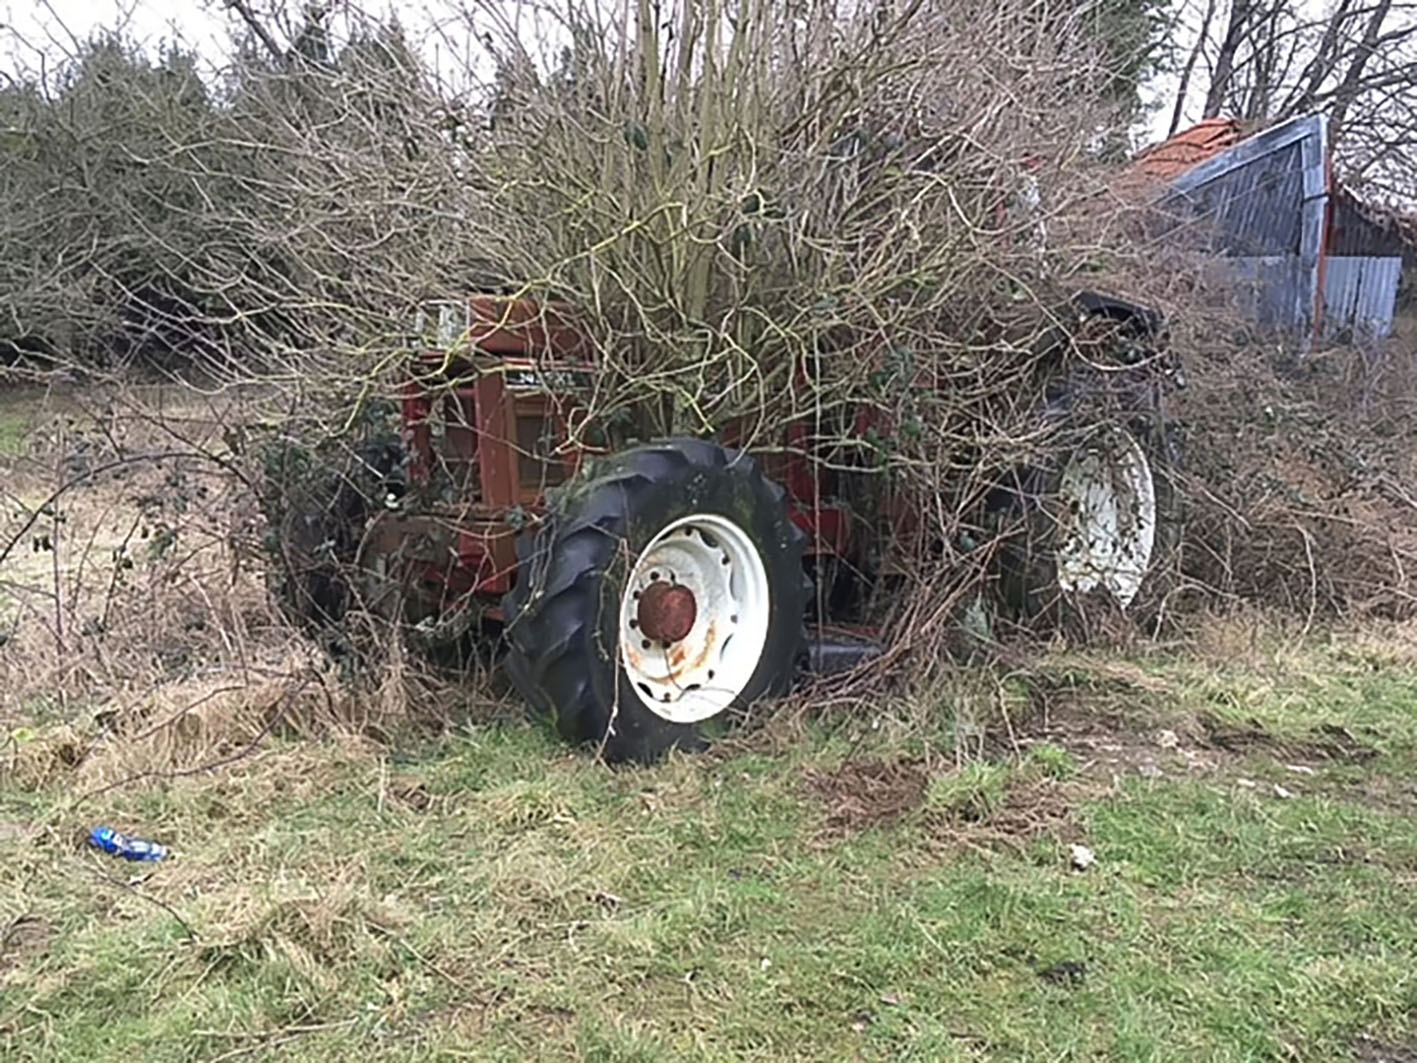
[501,438,810,763]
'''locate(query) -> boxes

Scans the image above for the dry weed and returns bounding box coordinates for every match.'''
[1177,335,1417,622]
[0,383,479,799]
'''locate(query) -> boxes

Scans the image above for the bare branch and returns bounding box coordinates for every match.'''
[224,0,287,63]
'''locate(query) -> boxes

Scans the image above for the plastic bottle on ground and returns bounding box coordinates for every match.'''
[88,826,169,862]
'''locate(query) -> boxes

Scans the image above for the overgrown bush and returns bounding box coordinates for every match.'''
[0,19,471,372]
[0,0,1197,681]
[20,0,1412,691]
[1177,327,1417,621]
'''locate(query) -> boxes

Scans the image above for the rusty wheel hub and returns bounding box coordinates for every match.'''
[636,581,697,643]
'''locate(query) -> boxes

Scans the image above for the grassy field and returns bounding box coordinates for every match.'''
[4,625,1417,1062]
[0,387,34,456]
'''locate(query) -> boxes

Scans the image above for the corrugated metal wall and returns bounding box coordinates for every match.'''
[1323,257,1402,339]
[1228,256,1311,328]
[1170,141,1305,256]
[1328,188,1408,257]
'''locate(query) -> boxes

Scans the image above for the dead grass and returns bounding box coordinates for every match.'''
[0,382,477,800]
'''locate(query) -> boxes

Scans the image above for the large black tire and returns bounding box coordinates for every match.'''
[991,307,1184,632]
[501,438,810,763]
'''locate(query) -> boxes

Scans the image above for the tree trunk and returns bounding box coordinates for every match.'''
[1203,0,1256,118]
[1281,0,1353,117]
[1329,0,1394,135]
[1169,0,1219,136]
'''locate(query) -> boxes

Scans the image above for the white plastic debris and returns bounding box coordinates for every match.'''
[1138,760,1162,778]
[1273,783,1296,799]
[1069,844,1096,871]
[1157,729,1179,749]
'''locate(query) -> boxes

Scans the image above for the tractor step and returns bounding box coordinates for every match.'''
[802,628,883,676]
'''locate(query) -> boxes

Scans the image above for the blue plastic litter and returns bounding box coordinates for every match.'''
[88,826,169,862]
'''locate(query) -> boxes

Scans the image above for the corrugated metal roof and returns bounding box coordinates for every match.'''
[1165,139,1307,256]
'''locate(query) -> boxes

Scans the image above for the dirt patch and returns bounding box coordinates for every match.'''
[388,779,434,813]
[1031,726,1222,782]
[922,775,1083,857]
[1,915,53,973]
[1013,692,1223,782]
[803,757,927,835]
[976,778,1079,842]
[803,754,1082,853]
[1036,959,1088,987]
[1354,775,1417,815]
[1007,673,1381,783]
[1199,714,1380,763]
[1353,1032,1417,1063]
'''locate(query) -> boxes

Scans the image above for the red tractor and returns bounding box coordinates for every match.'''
[267,292,1178,762]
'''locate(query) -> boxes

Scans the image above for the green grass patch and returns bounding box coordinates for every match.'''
[5,634,1417,1060]
[0,391,33,456]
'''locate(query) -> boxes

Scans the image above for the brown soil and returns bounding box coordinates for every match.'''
[802,757,928,834]
[1353,1032,1417,1063]
[972,777,1078,844]
[0,915,53,973]
[1198,714,1380,763]
[1013,688,1225,782]
[802,755,1080,852]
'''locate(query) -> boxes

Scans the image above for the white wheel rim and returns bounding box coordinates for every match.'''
[618,513,771,724]
[1056,427,1157,609]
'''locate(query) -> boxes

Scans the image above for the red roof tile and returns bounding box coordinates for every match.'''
[1132,118,1246,180]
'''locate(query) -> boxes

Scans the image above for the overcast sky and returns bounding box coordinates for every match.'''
[3,0,1200,145]
[2,1,228,68]
[0,1,499,95]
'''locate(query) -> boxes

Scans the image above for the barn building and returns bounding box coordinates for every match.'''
[1133,114,1411,342]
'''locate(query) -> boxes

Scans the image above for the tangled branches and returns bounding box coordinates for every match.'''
[17,0,1412,722]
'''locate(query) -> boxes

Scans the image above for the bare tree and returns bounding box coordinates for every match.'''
[1168,0,1217,135]
[1169,0,1417,197]
[1329,0,1398,132]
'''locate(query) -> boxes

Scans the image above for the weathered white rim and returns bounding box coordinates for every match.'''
[618,513,771,724]
[1056,427,1157,609]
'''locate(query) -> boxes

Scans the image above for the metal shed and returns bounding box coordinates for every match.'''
[1136,114,1403,341]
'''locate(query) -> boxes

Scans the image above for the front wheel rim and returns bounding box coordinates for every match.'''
[618,513,772,724]
[1055,427,1158,609]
